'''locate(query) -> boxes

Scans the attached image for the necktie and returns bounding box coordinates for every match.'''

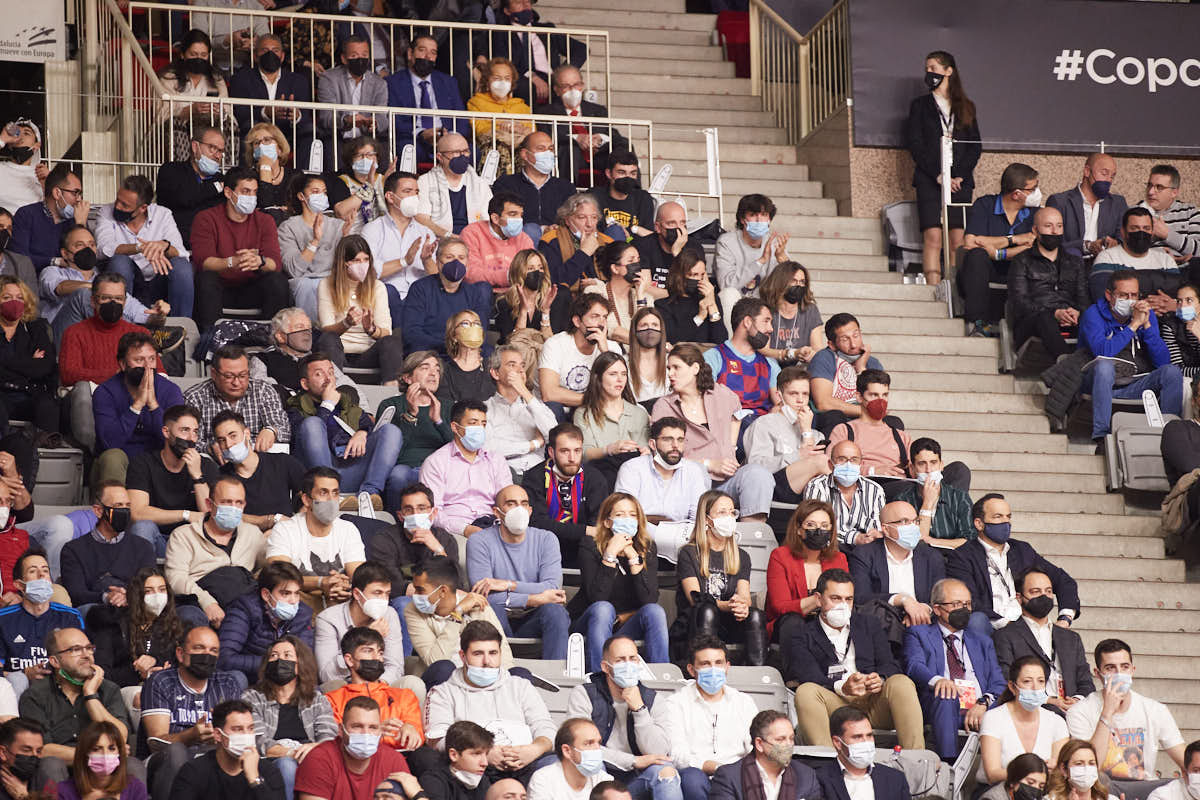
[944,634,966,680]
[418,80,434,132]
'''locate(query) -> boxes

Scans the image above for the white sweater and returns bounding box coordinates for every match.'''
[662,682,757,771]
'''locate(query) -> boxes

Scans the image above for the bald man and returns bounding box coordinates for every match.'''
[634,201,704,293]
[415,132,493,237]
[848,500,945,624]
[801,440,885,548]
[1047,153,1128,259]
[1006,205,1090,358]
[487,778,528,800]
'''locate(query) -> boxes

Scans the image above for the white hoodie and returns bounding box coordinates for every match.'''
[424,667,556,750]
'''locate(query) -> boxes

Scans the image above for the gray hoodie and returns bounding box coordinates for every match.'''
[424,667,556,750]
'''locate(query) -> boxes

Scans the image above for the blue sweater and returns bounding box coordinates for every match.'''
[217,591,314,680]
[400,275,492,355]
[10,201,71,271]
[1079,298,1170,365]
[465,524,562,613]
[93,372,186,456]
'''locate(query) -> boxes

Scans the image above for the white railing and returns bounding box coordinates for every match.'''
[747,0,848,143]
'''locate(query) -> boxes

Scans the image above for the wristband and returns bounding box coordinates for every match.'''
[82,693,101,703]
[919,509,936,517]
[627,555,642,566]
[998,248,1007,260]
[306,241,318,252]
[227,256,233,269]
[709,312,721,322]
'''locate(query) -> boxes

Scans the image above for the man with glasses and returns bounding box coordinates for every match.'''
[1077,269,1182,442]
[848,500,945,627]
[9,163,87,271]
[1142,163,1200,274]
[801,440,884,549]
[535,65,629,184]
[415,132,492,238]
[902,577,1005,760]
[184,344,291,456]
[156,126,228,245]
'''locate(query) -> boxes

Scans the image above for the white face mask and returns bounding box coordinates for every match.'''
[360,596,389,621]
[1068,765,1098,792]
[398,194,420,218]
[490,79,512,97]
[824,602,851,628]
[452,768,483,789]
[143,591,168,616]
[1023,187,1043,208]
[710,515,737,538]
[1187,772,1200,799]
[504,506,531,534]
[561,88,583,108]
[0,506,9,529]
[223,732,257,757]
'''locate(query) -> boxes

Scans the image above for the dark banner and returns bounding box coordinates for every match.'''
[849,0,1200,152]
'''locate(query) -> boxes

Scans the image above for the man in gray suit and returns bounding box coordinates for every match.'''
[0,209,35,288]
[1047,153,1128,260]
[316,34,390,170]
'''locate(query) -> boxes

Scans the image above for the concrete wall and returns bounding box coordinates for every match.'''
[798,104,852,216]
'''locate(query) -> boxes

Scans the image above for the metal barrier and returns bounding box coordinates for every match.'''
[124,0,610,110]
[747,0,848,143]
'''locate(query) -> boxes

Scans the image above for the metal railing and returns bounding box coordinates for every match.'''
[124,0,610,110]
[747,0,848,143]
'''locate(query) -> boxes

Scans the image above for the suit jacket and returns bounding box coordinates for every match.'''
[992,615,1096,699]
[1046,188,1129,258]
[534,97,631,174]
[384,68,471,142]
[903,622,1006,703]
[315,66,389,140]
[847,539,945,607]
[816,760,910,800]
[0,250,35,288]
[784,612,900,688]
[710,752,823,800]
[944,538,1080,621]
[227,67,314,142]
[904,93,981,187]
[479,14,587,104]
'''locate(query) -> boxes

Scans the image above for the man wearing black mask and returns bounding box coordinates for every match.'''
[0,718,60,799]
[384,35,469,160]
[228,34,313,157]
[58,481,156,609]
[633,201,702,292]
[1091,206,1182,307]
[315,36,387,170]
[140,625,245,800]
[1046,153,1126,260]
[1007,206,1089,360]
[589,151,655,241]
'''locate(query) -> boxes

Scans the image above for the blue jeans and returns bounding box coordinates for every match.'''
[500,604,570,660]
[294,417,403,495]
[383,465,422,512]
[715,463,773,517]
[23,515,76,581]
[129,519,167,558]
[289,276,325,323]
[1087,361,1183,438]
[570,601,669,672]
[385,283,405,334]
[678,766,711,800]
[108,253,195,318]
[271,756,298,800]
[389,596,414,656]
[619,764,684,800]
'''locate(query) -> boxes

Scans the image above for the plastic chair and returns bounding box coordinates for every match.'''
[1104,410,1177,492]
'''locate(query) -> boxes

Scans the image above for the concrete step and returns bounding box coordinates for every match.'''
[611,56,736,78]
[933,430,1071,455]
[872,351,1002,375]
[664,160,811,183]
[1071,606,1200,632]
[963,490,1123,513]
[539,8,715,31]
[614,90,762,111]
[841,315,966,337]
[612,43,726,62]
[1079,579,1200,610]
[866,334,999,358]
[902,409,1049,434]
[605,28,714,47]
[890,388,1041,414]
[1017,511,1160,536]
[633,106,780,129]
[784,234,879,255]
[807,269,901,285]
[1022,532,1164,559]
[881,370,1016,391]
[963,451,1104,474]
[1054,555,1185,582]
[654,139,800,165]
[593,74,749,95]
[1072,632,1200,660]
[786,251,890,269]
[815,282,935,301]
[971,469,1107,494]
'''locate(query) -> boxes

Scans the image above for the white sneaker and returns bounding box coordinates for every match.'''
[356,491,375,520]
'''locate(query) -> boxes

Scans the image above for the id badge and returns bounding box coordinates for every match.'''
[954,679,978,709]
[827,665,846,682]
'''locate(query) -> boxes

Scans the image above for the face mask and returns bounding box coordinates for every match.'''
[917,470,942,485]
[695,665,726,694]
[347,259,370,283]
[98,300,124,324]
[196,153,220,176]
[832,463,860,487]
[412,592,438,615]
[234,194,258,215]
[504,505,531,534]
[710,515,737,538]
[398,194,420,218]
[611,517,638,537]
[442,258,467,282]
[662,227,680,246]
[143,591,168,616]
[1037,233,1062,252]
[844,740,876,769]
[344,731,381,759]
[448,154,471,175]
[410,57,435,78]
[894,523,921,550]
[747,330,770,350]
[452,769,484,789]
[223,438,251,465]
[1112,297,1134,318]
[634,329,662,349]
[1187,773,1200,799]
[1180,305,1197,322]
[306,193,329,214]
[803,528,830,550]
[946,607,971,631]
[1014,783,1044,800]
[575,747,605,776]
[74,247,97,271]
[1106,673,1133,694]
[213,504,243,530]
[311,498,340,525]
[824,602,851,628]
[864,398,888,421]
[361,596,389,621]
[0,299,24,321]
[458,424,486,451]
[983,521,1012,544]
[59,197,76,221]
[9,754,40,781]
[1017,687,1048,711]
[103,505,131,533]
[745,220,770,239]
[186,652,218,679]
[1126,230,1153,255]
[466,664,499,686]
[282,329,313,355]
[6,147,34,164]
[223,732,257,757]
[23,578,53,604]
[1090,180,1112,199]
[404,513,432,532]
[924,71,944,90]
[121,367,147,390]
[490,79,512,97]
[501,216,524,238]
[683,278,700,296]
[783,285,806,305]
[112,207,134,224]
[253,142,277,160]
[561,88,583,108]
[1023,594,1055,619]
[523,270,544,292]
[169,438,196,460]
[352,157,374,176]
[653,450,682,471]
[609,661,640,689]
[183,57,210,74]
[346,57,371,77]
[532,150,556,175]
[88,753,121,775]
[356,658,385,682]
[0,507,8,531]
[1023,187,1043,208]
[1068,765,1098,792]
[255,49,282,72]
[0,229,9,252]
[612,177,639,196]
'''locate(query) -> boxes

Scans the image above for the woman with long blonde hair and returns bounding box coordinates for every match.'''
[565,492,667,671]
[494,249,568,341]
[672,489,767,665]
[439,309,495,403]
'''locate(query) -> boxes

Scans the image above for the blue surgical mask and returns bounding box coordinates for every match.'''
[466,665,499,687]
[501,216,524,238]
[253,141,278,160]
[1113,297,1134,318]
[609,661,640,689]
[196,154,220,176]
[60,200,76,220]
[894,523,921,550]
[832,463,860,487]
[23,578,53,604]
[575,747,605,776]
[213,504,243,530]
[306,193,330,214]
[272,599,299,621]
[745,220,770,239]
[983,521,1011,544]
[1106,673,1133,694]
[343,730,380,759]
[1017,687,1048,711]
[223,439,250,464]
[404,512,432,531]
[533,150,555,175]
[695,666,726,694]
[460,425,486,452]
[234,194,258,215]
[412,592,438,615]
[352,157,374,176]
[611,517,638,537]
[1179,305,1197,321]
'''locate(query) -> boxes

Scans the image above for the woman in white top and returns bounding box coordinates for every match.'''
[317,235,404,386]
[158,30,234,159]
[980,655,1070,784]
[584,241,649,347]
[628,307,668,403]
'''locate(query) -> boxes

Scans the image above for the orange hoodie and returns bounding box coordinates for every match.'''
[325,681,424,750]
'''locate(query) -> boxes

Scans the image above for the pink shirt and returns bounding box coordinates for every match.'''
[418,440,514,534]
[459,220,534,288]
[651,384,743,466]
[827,418,912,478]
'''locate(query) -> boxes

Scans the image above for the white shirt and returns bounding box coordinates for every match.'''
[756,761,784,800]
[978,703,1068,782]
[538,331,621,392]
[1147,777,1194,800]
[1066,690,1185,779]
[265,513,366,575]
[261,70,280,100]
[515,24,550,75]
[819,615,857,697]
[1079,185,1102,244]
[842,764,875,800]
[884,542,917,602]
[484,392,558,475]
[982,540,1020,627]
[361,212,435,298]
[664,682,757,771]
[1094,243,1179,271]
[527,762,612,800]
[94,203,190,278]
[614,454,711,525]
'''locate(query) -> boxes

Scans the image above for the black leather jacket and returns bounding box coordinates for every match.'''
[1007,247,1089,322]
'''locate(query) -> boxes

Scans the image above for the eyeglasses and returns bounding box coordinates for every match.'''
[884,517,918,526]
[802,524,833,532]
[215,370,250,382]
[58,187,82,197]
[1146,182,1175,192]
[934,601,970,610]
[438,148,470,158]
[56,644,96,657]
[831,456,862,465]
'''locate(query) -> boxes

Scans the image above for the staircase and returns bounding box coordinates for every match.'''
[538,0,1198,773]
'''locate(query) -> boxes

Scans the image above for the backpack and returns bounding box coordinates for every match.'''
[835,419,909,471]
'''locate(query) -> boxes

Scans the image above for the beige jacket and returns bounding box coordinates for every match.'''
[164,518,267,607]
[403,591,514,671]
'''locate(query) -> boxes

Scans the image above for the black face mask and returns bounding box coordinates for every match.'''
[509,8,534,24]
[924,71,944,91]
[186,652,218,679]
[103,505,132,533]
[0,229,10,252]
[784,285,806,304]
[1126,230,1153,255]
[803,528,831,550]
[6,147,34,164]
[265,658,297,685]
[346,57,371,77]
[112,207,135,224]
[8,754,39,782]
[946,608,971,631]
[183,57,211,75]
[257,50,282,73]
[73,247,97,271]
[612,176,638,195]
[1023,594,1055,619]
[124,366,147,386]
[523,270,544,291]
[169,437,196,459]
[635,329,662,349]
[356,658,385,682]
[1013,784,1044,800]
[661,227,680,246]
[411,57,435,78]
[98,301,124,324]
[748,330,770,350]
[684,278,700,296]
[1037,234,1062,252]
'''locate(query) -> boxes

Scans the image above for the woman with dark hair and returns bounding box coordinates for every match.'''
[329,136,390,227]
[158,29,234,160]
[758,261,822,365]
[57,721,146,800]
[980,655,1068,785]
[493,249,570,342]
[905,50,982,286]
[0,275,58,433]
[584,240,648,347]
[316,234,405,385]
[278,173,356,321]
[574,352,650,463]
[715,193,790,298]
[764,499,847,646]
[656,250,724,345]
[242,636,337,800]
[628,307,668,403]
[89,567,185,691]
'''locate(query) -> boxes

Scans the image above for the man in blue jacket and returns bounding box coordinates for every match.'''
[385,35,470,160]
[709,710,820,800]
[815,706,911,800]
[217,560,313,682]
[1080,268,1182,440]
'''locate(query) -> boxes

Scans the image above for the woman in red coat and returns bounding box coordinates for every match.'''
[765,498,848,646]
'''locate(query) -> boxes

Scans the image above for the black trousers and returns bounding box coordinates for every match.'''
[1013,310,1076,359]
[956,248,1007,322]
[194,269,290,331]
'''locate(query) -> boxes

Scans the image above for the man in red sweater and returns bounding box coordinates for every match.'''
[190,165,288,331]
[59,272,162,387]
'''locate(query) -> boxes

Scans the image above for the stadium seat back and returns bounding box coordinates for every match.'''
[32,448,86,505]
[1105,411,1177,492]
[736,520,774,598]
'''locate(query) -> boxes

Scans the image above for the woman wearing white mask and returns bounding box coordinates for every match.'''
[673,489,767,666]
[980,656,1069,785]
[467,58,534,176]
[566,493,666,672]
[1045,739,1118,800]
[241,123,293,223]
[331,136,391,226]
[58,720,146,800]
[279,174,357,322]
[317,235,404,387]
